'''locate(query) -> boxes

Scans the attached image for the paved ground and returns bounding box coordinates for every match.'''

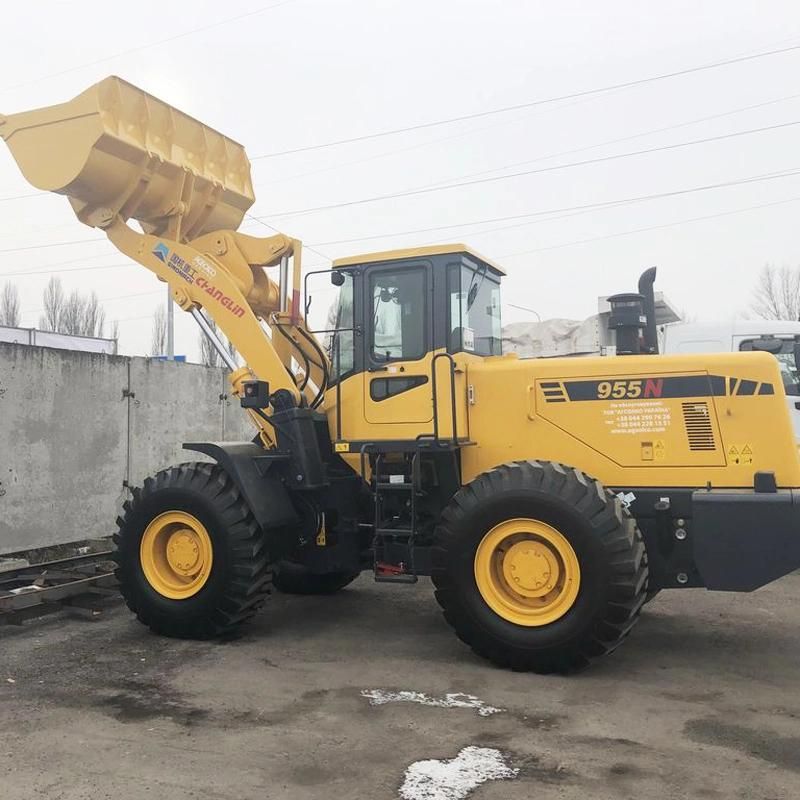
[2,573,800,800]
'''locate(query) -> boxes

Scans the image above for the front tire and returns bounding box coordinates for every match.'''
[432,461,648,673]
[114,462,272,639]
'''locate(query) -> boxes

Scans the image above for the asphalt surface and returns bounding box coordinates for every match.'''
[2,573,799,799]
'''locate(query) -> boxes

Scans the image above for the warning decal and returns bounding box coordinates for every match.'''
[728,443,753,465]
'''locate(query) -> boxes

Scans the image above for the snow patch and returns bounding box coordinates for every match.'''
[361,689,503,717]
[399,746,518,800]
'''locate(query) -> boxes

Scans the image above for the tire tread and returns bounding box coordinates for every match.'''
[431,460,648,673]
[114,461,272,639]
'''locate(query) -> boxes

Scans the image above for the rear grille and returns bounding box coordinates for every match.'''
[682,402,716,451]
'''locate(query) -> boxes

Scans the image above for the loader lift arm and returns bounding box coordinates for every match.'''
[0,74,328,445]
[104,218,327,441]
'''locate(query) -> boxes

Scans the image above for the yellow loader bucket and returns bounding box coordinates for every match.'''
[0,76,254,241]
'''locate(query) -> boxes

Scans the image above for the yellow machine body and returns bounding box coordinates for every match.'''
[461,350,799,487]
[326,242,799,491]
[331,347,800,488]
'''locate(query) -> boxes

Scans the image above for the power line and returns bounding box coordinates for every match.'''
[4,251,328,280]
[252,78,664,191]
[14,166,792,274]
[420,92,800,191]
[0,250,123,276]
[243,214,332,262]
[0,190,47,202]
[2,262,131,278]
[108,198,800,322]
[253,119,515,189]
[10,90,800,211]
[258,119,800,218]
[499,195,800,259]
[413,170,800,248]
[0,1,297,93]
[251,42,800,159]
[22,289,161,315]
[307,168,800,247]
[0,237,105,255]
[117,313,159,325]
[0,214,330,265]
[251,90,800,198]
[12,196,800,315]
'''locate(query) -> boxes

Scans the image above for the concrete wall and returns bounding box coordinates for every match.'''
[0,342,252,554]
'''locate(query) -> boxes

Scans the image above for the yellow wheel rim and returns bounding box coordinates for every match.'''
[474,518,581,627]
[140,511,213,600]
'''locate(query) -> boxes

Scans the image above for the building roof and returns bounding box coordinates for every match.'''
[331,244,507,276]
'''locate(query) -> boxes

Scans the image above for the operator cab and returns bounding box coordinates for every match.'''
[325,244,505,386]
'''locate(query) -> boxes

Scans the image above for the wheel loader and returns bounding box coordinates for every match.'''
[4,76,800,673]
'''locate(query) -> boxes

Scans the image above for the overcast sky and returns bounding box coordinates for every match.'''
[1,0,799,358]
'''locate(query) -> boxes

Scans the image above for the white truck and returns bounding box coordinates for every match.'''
[502,270,800,438]
[660,320,800,438]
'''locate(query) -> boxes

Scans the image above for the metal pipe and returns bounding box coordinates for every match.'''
[638,267,659,355]
[191,307,237,371]
[279,255,290,313]
[336,337,342,439]
[166,283,175,360]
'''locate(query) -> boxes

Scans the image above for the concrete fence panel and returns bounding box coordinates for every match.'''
[0,343,255,555]
[127,358,223,487]
[0,344,129,553]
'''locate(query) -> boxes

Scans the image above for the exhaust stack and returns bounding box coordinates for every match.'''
[638,267,659,354]
[607,293,646,355]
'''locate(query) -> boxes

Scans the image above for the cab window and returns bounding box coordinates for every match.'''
[370,267,427,362]
[448,263,502,356]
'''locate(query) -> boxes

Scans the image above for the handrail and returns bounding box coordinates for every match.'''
[431,352,458,444]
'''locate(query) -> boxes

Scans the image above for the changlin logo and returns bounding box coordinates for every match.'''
[152,242,170,263]
[196,277,245,318]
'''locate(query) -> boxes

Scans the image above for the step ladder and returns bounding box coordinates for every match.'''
[372,451,420,584]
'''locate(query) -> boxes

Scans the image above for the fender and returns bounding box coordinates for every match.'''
[183,442,299,532]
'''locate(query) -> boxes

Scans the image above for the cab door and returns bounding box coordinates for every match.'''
[363,262,434,425]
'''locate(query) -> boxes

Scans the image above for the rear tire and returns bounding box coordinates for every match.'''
[432,461,648,673]
[272,561,360,595]
[114,462,272,639]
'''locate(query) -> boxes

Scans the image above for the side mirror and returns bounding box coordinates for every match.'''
[794,336,800,371]
[750,336,784,355]
[330,270,345,287]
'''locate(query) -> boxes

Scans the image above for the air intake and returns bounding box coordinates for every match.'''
[682,402,715,451]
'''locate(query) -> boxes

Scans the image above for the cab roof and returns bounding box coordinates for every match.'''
[331,244,506,276]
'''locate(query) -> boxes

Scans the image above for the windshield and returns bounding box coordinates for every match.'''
[448,263,502,356]
[775,350,800,395]
[740,338,800,395]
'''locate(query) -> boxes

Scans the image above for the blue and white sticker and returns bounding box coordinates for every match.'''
[152,242,170,263]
